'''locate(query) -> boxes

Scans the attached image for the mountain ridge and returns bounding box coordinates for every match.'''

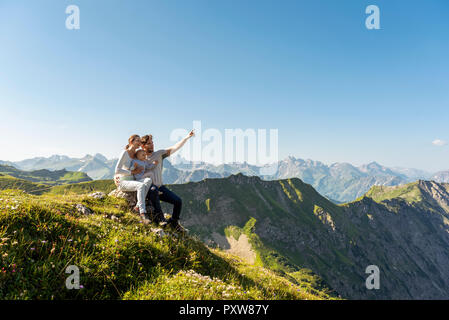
[0,164,91,186]
[4,171,449,299]
[161,174,449,299]
[2,154,446,202]
[0,187,334,300]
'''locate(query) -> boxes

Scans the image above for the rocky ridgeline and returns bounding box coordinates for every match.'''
[162,174,449,299]
[417,180,449,211]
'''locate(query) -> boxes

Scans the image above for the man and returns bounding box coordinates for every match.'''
[141,130,195,232]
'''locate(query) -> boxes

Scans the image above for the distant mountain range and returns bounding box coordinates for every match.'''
[432,170,449,183]
[164,156,448,202]
[0,154,116,180]
[2,154,448,202]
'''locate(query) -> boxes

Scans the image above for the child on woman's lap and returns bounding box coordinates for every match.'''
[131,150,158,182]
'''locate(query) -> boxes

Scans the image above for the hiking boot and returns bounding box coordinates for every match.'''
[167,219,188,234]
[153,212,168,226]
[139,213,151,224]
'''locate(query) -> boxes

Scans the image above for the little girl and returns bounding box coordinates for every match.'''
[131,149,158,182]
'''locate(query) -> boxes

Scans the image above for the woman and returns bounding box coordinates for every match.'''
[114,134,152,221]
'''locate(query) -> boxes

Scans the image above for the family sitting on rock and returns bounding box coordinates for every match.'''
[114,130,195,232]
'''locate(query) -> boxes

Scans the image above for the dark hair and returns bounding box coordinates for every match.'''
[125,134,140,150]
[141,134,153,146]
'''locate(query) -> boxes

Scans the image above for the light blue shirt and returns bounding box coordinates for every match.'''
[131,159,156,181]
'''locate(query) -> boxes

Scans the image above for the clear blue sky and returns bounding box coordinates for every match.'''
[1,0,448,171]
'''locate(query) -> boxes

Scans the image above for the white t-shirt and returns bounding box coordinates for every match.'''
[145,149,168,187]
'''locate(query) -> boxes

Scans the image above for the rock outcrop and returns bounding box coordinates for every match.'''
[109,189,138,208]
[89,192,106,199]
[108,189,156,214]
[75,203,93,215]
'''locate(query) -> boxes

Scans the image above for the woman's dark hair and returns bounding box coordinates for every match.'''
[125,134,140,150]
[141,134,153,146]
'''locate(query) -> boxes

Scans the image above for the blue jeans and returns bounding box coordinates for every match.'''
[147,185,182,221]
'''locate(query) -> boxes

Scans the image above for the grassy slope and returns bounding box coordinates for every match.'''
[162,175,449,299]
[4,175,449,299]
[0,174,49,195]
[363,180,449,215]
[0,165,91,186]
[0,190,335,300]
[48,180,116,195]
[21,175,337,298]
[364,182,423,203]
[165,175,352,295]
[224,218,335,298]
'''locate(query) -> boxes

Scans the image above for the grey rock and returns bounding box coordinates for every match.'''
[75,204,93,215]
[150,228,167,238]
[109,189,137,208]
[89,192,106,199]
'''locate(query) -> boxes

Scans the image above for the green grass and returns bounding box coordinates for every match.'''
[0,175,114,196]
[0,190,335,300]
[123,254,331,300]
[365,182,423,204]
[47,180,116,195]
[0,175,49,195]
[163,175,359,296]
[223,217,336,298]
[0,165,91,186]
[224,225,243,241]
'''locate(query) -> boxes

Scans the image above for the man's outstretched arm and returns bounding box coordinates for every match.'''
[165,130,195,157]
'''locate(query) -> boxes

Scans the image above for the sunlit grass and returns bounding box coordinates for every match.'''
[0,190,336,300]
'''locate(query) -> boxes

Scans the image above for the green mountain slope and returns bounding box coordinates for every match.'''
[162,175,449,299]
[0,174,48,194]
[3,174,449,299]
[47,180,116,195]
[0,190,334,300]
[0,165,91,186]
